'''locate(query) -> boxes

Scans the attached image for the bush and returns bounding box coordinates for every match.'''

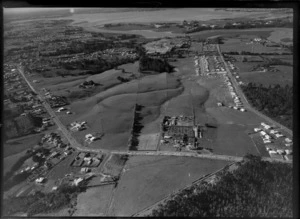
[139,56,174,73]
[241,83,292,129]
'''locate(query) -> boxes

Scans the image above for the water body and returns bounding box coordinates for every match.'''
[75,22,182,38]
[67,8,272,26]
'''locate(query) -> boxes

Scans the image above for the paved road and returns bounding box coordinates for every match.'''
[216,44,293,137]
[17,65,109,154]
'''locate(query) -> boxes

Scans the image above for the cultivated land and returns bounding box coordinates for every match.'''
[3,8,293,217]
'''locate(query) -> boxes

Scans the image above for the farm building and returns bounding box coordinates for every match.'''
[166,126,195,138]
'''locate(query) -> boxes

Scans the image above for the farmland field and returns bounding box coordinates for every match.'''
[74,185,115,216]
[109,155,231,216]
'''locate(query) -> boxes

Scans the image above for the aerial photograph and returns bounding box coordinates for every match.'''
[2,7,294,217]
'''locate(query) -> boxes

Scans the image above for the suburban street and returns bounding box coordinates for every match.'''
[17,65,109,154]
[216,44,293,137]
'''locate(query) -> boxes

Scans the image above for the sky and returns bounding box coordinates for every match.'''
[3,8,68,14]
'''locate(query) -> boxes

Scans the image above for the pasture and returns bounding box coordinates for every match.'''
[110,155,231,216]
[63,71,182,151]
[4,133,43,157]
[74,185,115,216]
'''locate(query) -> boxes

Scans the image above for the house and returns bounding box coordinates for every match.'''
[263,139,271,144]
[36,177,46,184]
[285,143,292,147]
[260,131,266,136]
[275,133,284,138]
[270,130,278,134]
[56,107,66,112]
[254,128,261,132]
[73,178,84,186]
[85,134,93,139]
[264,125,271,130]
[285,149,292,155]
[285,138,292,143]
[64,151,72,156]
[50,151,59,158]
[81,167,90,173]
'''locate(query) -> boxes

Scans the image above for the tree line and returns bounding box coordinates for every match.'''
[139,55,174,73]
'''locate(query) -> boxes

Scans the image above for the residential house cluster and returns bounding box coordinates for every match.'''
[70,121,87,132]
[45,93,68,108]
[253,122,293,160]
[71,152,103,167]
[41,132,68,149]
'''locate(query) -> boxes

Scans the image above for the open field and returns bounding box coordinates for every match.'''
[74,185,115,216]
[109,155,231,216]
[197,76,234,108]
[29,74,87,92]
[60,69,183,151]
[3,150,27,175]
[4,133,44,157]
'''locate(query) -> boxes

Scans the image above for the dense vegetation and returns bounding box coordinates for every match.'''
[151,155,293,217]
[241,83,293,129]
[4,113,43,140]
[139,56,174,73]
[129,104,144,150]
[3,183,88,216]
